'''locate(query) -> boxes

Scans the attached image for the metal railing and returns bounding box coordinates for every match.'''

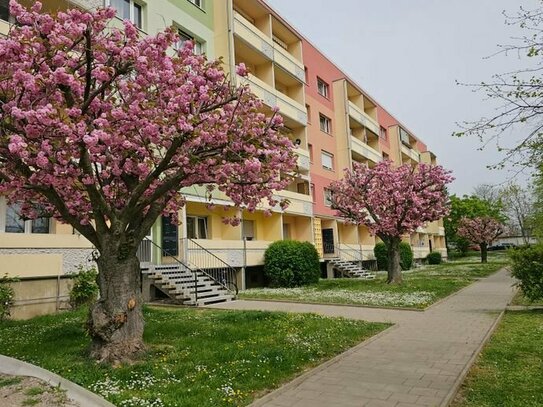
[136,238,152,263]
[182,238,238,294]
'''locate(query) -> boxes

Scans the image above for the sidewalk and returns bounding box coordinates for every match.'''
[207,269,516,407]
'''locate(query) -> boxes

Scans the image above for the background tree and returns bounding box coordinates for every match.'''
[500,183,535,244]
[457,217,504,263]
[444,193,504,255]
[0,2,297,362]
[329,161,453,284]
[455,2,543,168]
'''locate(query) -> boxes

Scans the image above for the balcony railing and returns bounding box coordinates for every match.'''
[351,137,382,164]
[233,11,304,83]
[239,73,307,125]
[348,101,380,136]
[401,144,420,162]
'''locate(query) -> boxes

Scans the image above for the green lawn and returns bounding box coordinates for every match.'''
[240,257,508,309]
[453,310,543,407]
[0,307,388,407]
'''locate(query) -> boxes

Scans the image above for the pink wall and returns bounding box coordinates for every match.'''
[302,39,344,217]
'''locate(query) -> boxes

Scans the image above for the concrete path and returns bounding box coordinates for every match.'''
[207,269,516,407]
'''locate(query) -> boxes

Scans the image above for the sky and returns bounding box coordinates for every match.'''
[266,0,540,195]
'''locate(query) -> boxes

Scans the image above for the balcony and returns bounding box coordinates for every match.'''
[351,137,381,164]
[401,144,420,162]
[348,101,380,136]
[273,43,305,82]
[295,148,310,172]
[238,73,307,126]
[233,11,274,59]
[233,11,304,82]
[274,189,313,216]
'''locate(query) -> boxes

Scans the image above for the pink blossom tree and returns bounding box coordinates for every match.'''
[457,217,504,263]
[330,161,453,283]
[0,2,297,362]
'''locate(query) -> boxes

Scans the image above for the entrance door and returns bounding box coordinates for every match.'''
[161,216,178,257]
[322,228,335,254]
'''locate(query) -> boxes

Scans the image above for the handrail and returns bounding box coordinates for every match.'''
[337,243,363,263]
[142,237,201,303]
[183,238,238,294]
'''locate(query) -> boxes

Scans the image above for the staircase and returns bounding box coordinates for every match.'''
[143,263,235,306]
[139,238,236,306]
[329,258,376,279]
[329,244,376,280]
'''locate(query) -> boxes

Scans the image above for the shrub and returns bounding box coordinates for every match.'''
[374,242,414,270]
[69,265,99,308]
[426,251,442,265]
[374,242,388,270]
[264,240,320,287]
[509,245,543,302]
[400,242,414,270]
[0,274,17,321]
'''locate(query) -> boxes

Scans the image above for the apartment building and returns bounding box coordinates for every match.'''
[1,0,447,317]
[0,0,217,317]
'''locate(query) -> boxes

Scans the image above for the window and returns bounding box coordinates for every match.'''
[110,0,143,29]
[1,202,50,234]
[382,152,390,161]
[306,104,311,123]
[187,216,208,239]
[321,151,334,171]
[242,220,255,241]
[188,0,203,8]
[308,144,313,162]
[310,183,316,203]
[380,126,387,140]
[324,188,333,207]
[297,182,309,195]
[399,127,411,147]
[304,66,308,83]
[283,223,291,240]
[0,0,9,22]
[319,114,331,134]
[176,28,204,54]
[317,78,329,98]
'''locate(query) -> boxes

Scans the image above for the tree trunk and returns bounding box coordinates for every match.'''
[386,238,403,284]
[88,249,145,364]
[480,243,488,263]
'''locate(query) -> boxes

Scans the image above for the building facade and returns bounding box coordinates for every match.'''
[1,0,447,317]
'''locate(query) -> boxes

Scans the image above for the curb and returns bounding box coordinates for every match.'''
[0,354,115,407]
[248,324,398,407]
[439,309,506,407]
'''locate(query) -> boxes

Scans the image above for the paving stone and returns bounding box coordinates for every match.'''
[213,269,515,407]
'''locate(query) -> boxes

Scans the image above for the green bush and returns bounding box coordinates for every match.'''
[400,242,413,270]
[509,245,543,302]
[264,240,320,287]
[69,265,99,308]
[374,242,414,270]
[426,251,442,265]
[0,274,18,321]
[374,242,388,270]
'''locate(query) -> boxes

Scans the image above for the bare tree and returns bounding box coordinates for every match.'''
[500,183,535,244]
[455,3,543,169]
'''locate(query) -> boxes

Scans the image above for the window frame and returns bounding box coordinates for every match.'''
[319,114,332,134]
[186,215,209,239]
[321,150,334,171]
[175,27,205,55]
[108,0,144,30]
[0,198,51,234]
[187,0,204,10]
[317,77,329,98]
[323,188,333,207]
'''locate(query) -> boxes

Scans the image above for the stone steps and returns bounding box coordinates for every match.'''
[329,259,376,280]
